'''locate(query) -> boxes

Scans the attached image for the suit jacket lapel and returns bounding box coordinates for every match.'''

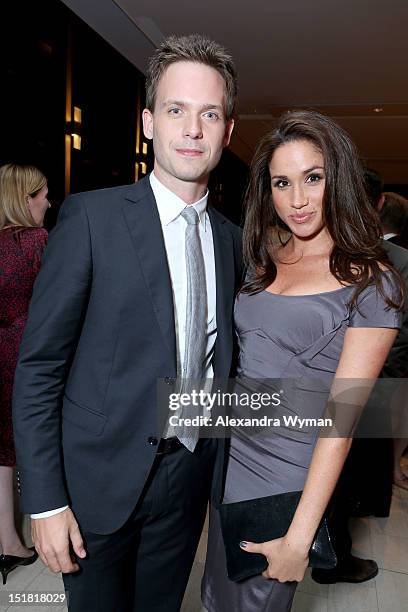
[208,206,234,377]
[122,178,177,369]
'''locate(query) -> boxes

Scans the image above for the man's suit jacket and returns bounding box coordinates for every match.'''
[382,239,408,377]
[12,176,242,534]
[347,239,408,517]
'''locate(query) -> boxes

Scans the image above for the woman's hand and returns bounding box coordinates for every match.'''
[240,536,309,582]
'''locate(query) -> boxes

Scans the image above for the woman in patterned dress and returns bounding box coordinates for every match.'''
[0,164,49,579]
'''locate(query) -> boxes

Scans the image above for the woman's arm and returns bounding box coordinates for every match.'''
[242,326,398,582]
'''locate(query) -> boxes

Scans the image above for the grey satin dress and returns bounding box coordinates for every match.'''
[202,278,401,612]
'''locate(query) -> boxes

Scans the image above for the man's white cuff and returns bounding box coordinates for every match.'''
[31,506,69,519]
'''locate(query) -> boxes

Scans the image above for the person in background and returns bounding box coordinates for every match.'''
[0,163,49,584]
[312,168,408,585]
[378,191,408,246]
[367,173,408,491]
[378,188,408,488]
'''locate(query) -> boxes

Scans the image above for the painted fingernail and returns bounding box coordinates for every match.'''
[240,541,247,548]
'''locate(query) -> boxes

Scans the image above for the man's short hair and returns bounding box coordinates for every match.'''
[380,192,408,234]
[145,33,238,121]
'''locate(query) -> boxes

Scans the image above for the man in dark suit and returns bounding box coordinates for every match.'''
[13,34,242,611]
[377,191,408,247]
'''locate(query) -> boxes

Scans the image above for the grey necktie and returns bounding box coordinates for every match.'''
[169,206,207,452]
[181,206,207,381]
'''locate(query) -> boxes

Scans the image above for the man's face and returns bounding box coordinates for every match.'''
[142,61,234,195]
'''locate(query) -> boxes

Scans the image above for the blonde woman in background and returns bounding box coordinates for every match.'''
[0,164,49,584]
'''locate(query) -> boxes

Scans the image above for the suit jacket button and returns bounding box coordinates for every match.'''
[148,437,158,446]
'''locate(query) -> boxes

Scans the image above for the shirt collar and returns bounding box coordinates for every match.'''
[149,172,208,228]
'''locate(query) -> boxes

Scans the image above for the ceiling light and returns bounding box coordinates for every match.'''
[373,108,383,113]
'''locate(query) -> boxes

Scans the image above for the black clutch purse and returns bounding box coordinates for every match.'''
[219,490,337,582]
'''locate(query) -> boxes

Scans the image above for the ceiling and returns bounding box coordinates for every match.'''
[62,0,408,183]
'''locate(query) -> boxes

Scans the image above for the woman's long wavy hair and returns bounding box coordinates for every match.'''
[242,110,403,310]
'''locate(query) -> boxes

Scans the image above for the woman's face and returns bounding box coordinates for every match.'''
[27,184,49,226]
[269,139,326,240]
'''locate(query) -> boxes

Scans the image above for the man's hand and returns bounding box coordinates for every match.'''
[31,508,86,573]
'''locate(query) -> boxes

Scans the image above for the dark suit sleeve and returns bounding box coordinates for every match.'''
[382,256,408,378]
[12,194,92,513]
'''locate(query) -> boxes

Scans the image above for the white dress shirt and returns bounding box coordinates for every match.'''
[150,172,217,378]
[31,172,217,519]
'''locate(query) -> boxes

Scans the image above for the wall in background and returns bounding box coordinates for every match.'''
[1,0,151,230]
[2,1,248,229]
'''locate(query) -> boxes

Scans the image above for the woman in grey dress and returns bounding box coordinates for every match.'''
[202,111,404,611]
